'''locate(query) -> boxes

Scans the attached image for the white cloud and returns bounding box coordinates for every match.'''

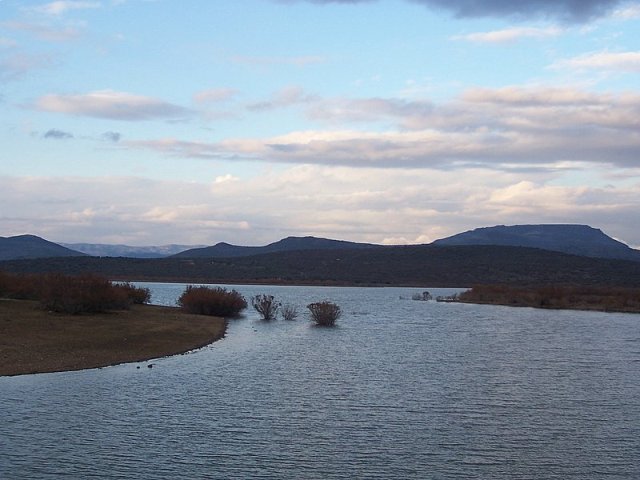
[30,1,102,16]
[612,4,640,18]
[453,26,562,44]
[553,51,640,72]
[34,90,192,120]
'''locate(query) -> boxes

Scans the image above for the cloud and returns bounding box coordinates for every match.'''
[101,131,121,142]
[412,0,627,22]
[453,26,563,43]
[4,21,85,42]
[126,87,640,170]
[0,38,17,49]
[231,55,326,67]
[552,51,640,72]
[30,1,102,16]
[34,90,192,121]
[283,0,629,22]
[247,86,317,111]
[0,52,55,82]
[613,4,640,18]
[192,88,238,104]
[43,128,74,139]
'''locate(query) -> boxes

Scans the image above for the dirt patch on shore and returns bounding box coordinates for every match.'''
[0,299,226,376]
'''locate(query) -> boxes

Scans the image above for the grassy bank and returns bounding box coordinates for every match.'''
[0,299,226,376]
[458,284,640,313]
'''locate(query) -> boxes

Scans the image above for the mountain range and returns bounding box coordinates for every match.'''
[2,224,639,265]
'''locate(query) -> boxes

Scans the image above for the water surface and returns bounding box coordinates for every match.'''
[2,284,639,479]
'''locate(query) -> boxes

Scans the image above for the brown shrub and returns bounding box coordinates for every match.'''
[178,286,247,317]
[114,282,151,305]
[39,273,132,314]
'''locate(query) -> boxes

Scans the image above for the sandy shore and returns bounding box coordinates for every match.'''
[0,299,227,377]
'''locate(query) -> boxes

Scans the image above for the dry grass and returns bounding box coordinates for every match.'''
[0,299,226,376]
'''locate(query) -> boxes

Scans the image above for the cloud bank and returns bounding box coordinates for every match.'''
[127,87,640,171]
[285,0,630,22]
[2,167,638,247]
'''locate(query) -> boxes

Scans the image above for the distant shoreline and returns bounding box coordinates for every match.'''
[0,300,227,377]
[457,284,640,314]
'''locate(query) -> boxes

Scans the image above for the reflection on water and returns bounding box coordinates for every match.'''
[2,284,639,479]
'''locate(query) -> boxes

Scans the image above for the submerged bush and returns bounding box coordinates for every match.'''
[307,301,341,327]
[281,304,299,321]
[252,294,280,321]
[178,285,247,317]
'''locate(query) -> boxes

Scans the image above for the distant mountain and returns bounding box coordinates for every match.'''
[61,243,205,258]
[432,224,640,262]
[172,236,382,258]
[0,235,86,261]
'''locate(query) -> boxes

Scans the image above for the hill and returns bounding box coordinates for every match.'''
[0,235,86,261]
[432,224,640,262]
[172,236,382,258]
[2,245,639,287]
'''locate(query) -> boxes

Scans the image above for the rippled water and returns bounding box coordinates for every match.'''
[2,284,639,479]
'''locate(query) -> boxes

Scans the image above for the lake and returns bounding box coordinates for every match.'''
[2,283,639,479]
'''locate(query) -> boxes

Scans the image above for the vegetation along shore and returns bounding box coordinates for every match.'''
[0,271,226,376]
[457,284,640,314]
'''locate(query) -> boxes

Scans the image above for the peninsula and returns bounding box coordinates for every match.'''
[0,299,226,377]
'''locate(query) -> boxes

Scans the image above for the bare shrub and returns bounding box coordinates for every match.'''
[178,285,247,317]
[252,294,280,321]
[307,301,341,326]
[281,304,298,321]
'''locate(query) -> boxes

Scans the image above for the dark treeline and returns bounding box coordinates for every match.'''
[1,244,640,287]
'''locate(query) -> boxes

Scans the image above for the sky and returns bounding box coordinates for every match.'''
[1,0,640,248]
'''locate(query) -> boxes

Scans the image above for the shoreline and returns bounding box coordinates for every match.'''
[1,299,227,377]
